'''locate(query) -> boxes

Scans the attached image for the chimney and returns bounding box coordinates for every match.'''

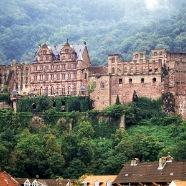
[131,158,139,166]
[158,152,173,170]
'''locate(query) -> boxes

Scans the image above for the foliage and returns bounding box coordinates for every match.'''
[0,93,10,104]
[115,95,121,105]
[0,97,186,178]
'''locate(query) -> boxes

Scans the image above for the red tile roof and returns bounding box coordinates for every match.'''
[87,66,108,74]
[113,161,186,184]
[0,171,20,186]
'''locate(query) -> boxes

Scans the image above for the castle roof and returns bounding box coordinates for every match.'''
[87,66,108,74]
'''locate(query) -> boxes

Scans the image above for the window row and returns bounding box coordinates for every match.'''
[34,86,77,95]
[34,64,77,71]
[34,73,77,81]
[111,66,159,74]
[128,77,157,84]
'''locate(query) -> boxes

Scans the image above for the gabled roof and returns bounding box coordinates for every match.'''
[113,161,186,184]
[0,171,20,186]
[81,175,117,186]
[15,178,70,186]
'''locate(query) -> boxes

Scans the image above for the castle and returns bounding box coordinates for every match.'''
[1,41,186,119]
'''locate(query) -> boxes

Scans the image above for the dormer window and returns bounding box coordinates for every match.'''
[32,180,38,186]
[24,179,31,186]
[43,50,47,54]
[106,180,112,186]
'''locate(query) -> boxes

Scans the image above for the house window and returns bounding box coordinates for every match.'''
[45,66,49,70]
[24,179,31,186]
[68,64,71,69]
[95,181,100,186]
[141,78,144,83]
[153,77,156,83]
[154,52,158,56]
[140,53,143,58]
[84,73,87,79]
[106,181,112,186]
[68,73,71,79]
[119,78,122,84]
[56,65,60,70]
[129,78,132,83]
[35,66,37,71]
[135,54,138,58]
[40,66,43,70]
[100,82,105,88]
[65,49,69,53]
[43,50,47,54]
[51,65,54,70]
[34,76,37,81]
[74,64,77,69]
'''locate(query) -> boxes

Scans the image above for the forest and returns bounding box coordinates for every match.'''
[0,95,186,178]
[0,0,186,65]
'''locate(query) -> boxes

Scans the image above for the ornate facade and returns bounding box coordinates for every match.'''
[30,41,90,96]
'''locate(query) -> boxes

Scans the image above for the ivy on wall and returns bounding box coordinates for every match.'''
[17,95,93,112]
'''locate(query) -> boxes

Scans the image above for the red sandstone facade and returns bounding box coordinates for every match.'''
[1,44,186,119]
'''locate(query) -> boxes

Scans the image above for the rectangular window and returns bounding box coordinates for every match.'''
[74,73,77,79]
[40,75,43,81]
[57,74,60,80]
[62,74,65,80]
[51,74,54,80]
[34,76,37,81]
[62,64,66,69]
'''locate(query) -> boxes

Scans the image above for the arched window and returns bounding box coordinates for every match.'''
[32,103,36,110]
[129,78,132,84]
[24,179,31,186]
[153,77,156,83]
[141,78,144,83]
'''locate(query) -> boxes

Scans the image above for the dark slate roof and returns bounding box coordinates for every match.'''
[113,161,186,184]
[15,178,70,186]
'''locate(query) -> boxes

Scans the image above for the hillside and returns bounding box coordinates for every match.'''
[0,96,185,178]
[0,0,186,65]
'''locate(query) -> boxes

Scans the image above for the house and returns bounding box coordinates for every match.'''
[113,154,186,186]
[15,178,71,186]
[81,175,117,186]
[0,171,20,186]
